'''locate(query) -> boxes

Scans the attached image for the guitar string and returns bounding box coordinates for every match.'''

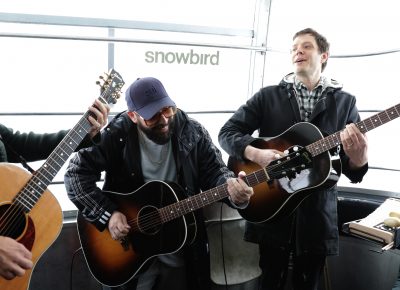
[0,77,123,237]
[0,115,95,237]
[125,158,294,232]
[0,160,71,236]
[74,154,299,235]
[119,155,294,233]
[124,183,231,232]
[7,143,80,237]
[0,122,89,237]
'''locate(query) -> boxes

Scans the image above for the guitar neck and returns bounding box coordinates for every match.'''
[160,166,274,222]
[306,103,400,157]
[160,183,230,223]
[13,68,124,213]
[14,112,93,213]
[38,113,93,183]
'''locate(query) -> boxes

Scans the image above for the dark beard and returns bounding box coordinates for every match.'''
[137,117,175,145]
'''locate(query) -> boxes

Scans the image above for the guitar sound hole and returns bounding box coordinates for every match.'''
[137,205,161,235]
[0,204,27,239]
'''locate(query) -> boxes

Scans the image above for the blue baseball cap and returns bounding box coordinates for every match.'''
[125,77,176,120]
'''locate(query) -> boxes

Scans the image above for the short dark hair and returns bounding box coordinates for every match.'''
[293,28,330,72]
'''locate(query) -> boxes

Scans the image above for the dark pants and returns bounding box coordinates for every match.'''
[258,243,326,290]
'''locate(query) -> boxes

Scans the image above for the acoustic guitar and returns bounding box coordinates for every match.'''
[228,103,400,223]
[0,69,124,290]
[77,155,308,287]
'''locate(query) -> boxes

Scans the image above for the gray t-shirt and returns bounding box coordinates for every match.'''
[138,129,184,267]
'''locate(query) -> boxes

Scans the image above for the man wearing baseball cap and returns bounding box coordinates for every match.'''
[65,77,253,290]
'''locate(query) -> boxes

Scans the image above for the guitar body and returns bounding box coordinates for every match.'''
[229,122,341,223]
[0,163,62,290]
[78,180,197,287]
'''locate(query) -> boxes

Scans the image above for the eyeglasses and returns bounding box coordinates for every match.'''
[138,106,177,127]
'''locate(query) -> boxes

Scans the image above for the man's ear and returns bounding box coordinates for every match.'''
[321,51,329,64]
[127,111,138,124]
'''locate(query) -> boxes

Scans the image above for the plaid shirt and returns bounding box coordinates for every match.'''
[294,76,328,121]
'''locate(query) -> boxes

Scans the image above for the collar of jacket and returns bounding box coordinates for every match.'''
[172,109,201,156]
[280,72,343,93]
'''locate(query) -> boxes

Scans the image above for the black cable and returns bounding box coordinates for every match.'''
[0,134,35,173]
[219,202,228,290]
[70,247,83,290]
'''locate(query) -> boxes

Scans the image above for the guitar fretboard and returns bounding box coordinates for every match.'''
[14,114,93,212]
[159,167,272,223]
[160,184,230,222]
[306,103,400,157]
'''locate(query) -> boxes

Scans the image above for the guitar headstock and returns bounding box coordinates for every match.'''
[267,146,313,180]
[97,68,125,105]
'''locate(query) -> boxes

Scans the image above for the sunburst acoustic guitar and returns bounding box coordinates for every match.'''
[0,69,124,290]
[229,102,400,224]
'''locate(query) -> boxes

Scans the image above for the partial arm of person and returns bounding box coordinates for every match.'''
[339,101,369,183]
[86,98,110,140]
[226,171,254,207]
[243,145,283,169]
[192,120,253,208]
[0,99,109,163]
[0,236,33,280]
[219,91,285,170]
[64,125,120,232]
[340,123,368,169]
[107,211,131,241]
[218,92,266,161]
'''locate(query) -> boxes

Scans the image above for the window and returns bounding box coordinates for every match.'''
[0,0,259,211]
[1,0,399,212]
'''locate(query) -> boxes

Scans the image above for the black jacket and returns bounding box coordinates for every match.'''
[218,75,368,256]
[0,123,97,163]
[65,110,234,289]
[0,123,68,163]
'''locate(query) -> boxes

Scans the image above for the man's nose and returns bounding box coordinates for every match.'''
[159,114,169,124]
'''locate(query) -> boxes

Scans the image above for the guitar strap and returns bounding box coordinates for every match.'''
[0,134,35,173]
